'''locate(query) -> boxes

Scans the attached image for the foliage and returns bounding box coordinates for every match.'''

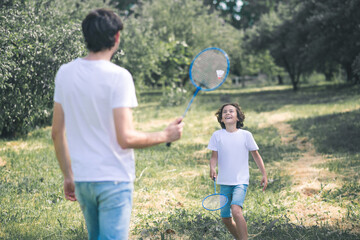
[114,0,244,105]
[246,2,312,91]
[204,0,282,30]
[240,50,285,82]
[115,0,243,85]
[352,53,360,83]
[246,0,360,90]
[2,0,359,136]
[0,0,88,137]
[299,0,360,82]
[0,0,128,137]
[109,0,140,17]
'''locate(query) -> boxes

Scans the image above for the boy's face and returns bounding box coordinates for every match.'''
[221,105,239,126]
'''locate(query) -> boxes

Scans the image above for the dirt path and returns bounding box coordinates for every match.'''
[260,112,348,229]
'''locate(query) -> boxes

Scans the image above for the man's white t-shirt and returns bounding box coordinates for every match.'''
[54,58,138,182]
[207,129,259,185]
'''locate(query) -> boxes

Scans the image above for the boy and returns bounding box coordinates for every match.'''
[52,9,184,240]
[208,103,267,240]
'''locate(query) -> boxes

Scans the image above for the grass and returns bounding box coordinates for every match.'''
[0,82,359,239]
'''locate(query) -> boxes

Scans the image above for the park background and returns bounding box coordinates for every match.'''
[1,0,359,239]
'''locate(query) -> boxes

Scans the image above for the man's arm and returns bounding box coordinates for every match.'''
[113,107,184,149]
[51,102,76,201]
[209,151,218,180]
[251,150,268,191]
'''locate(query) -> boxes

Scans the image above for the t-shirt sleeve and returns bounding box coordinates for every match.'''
[246,132,259,151]
[111,69,138,108]
[207,132,218,151]
[53,67,63,104]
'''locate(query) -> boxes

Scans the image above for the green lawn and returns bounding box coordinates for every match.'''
[0,83,359,239]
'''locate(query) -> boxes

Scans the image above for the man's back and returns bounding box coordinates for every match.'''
[54,58,138,182]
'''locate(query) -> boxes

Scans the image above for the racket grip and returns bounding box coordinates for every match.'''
[166,142,172,147]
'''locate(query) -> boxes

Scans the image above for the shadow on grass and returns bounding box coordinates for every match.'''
[291,109,360,155]
[250,220,360,240]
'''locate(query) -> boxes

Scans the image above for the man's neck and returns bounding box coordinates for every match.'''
[84,49,114,61]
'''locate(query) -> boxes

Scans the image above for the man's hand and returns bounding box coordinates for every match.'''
[210,168,217,180]
[164,117,184,142]
[64,178,77,201]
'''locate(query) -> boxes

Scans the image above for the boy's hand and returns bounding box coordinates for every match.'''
[261,175,268,192]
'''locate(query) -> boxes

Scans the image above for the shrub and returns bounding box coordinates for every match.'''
[0,1,85,137]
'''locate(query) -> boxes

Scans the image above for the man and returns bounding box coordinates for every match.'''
[52,8,184,239]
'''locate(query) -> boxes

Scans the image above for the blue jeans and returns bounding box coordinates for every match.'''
[220,184,248,218]
[75,181,134,240]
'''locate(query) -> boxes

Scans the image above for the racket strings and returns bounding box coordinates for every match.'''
[191,50,228,90]
[202,194,228,211]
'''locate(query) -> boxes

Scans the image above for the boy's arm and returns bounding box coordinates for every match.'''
[51,102,77,201]
[209,151,218,179]
[251,150,268,191]
[113,107,184,149]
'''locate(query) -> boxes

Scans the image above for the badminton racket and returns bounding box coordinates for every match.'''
[167,47,230,146]
[202,177,228,211]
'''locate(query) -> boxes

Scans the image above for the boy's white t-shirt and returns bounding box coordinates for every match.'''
[207,129,259,185]
[54,58,138,182]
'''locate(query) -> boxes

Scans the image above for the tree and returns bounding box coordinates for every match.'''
[246,2,310,90]
[203,0,282,29]
[0,0,110,137]
[353,54,360,83]
[297,0,360,83]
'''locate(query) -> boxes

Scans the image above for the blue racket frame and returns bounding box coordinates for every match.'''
[166,47,230,147]
[182,47,230,118]
[202,178,229,211]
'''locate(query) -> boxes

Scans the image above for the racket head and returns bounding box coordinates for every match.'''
[202,193,228,211]
[189,47,230,92]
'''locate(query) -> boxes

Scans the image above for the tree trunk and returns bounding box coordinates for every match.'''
[343,63,353,82]
[324,71,333,82]
[288,72,298,91]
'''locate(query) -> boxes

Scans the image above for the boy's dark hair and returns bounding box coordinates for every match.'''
[215,103,245,129]
[82,9,123,52]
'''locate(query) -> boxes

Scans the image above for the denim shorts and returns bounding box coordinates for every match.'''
[75,181,133,240]
[220,184,248,218]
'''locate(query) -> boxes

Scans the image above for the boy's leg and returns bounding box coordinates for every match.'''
[220,185,240,239]
[97,181,133,240]
[222,217,241,239]
[231,205,248,240]
[228,184,248,240]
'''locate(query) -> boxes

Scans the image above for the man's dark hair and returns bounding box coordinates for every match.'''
[215,103,245,129]
[82,9,123,52]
